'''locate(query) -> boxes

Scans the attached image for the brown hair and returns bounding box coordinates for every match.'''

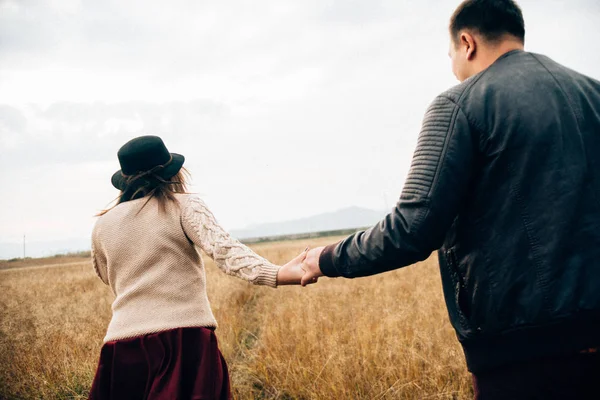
[97,167,191,216]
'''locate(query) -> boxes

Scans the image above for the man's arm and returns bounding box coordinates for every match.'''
[315,94,476,279]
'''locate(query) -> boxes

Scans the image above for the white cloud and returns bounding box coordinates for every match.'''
[0,0,599,256]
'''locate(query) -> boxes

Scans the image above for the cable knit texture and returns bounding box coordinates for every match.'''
[91,193,280,343]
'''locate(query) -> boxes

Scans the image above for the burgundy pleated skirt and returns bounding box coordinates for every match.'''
[89,327,231,400]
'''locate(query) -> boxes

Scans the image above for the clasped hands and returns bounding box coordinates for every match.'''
[276,247,325,286]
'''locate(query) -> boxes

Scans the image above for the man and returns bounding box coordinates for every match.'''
[300,0,600,398]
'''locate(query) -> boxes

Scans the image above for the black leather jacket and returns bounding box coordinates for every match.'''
[319,50,600,373]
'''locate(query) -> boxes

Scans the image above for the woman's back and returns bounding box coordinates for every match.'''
[93,193,220,342]
[89,136,306,399]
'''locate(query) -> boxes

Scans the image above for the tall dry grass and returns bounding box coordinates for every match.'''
[0,237,473,399]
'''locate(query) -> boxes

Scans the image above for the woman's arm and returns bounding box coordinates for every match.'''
[180,196,306,287]
[91,225,109,285]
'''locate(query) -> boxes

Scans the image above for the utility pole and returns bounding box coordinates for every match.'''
[23,234,26,259]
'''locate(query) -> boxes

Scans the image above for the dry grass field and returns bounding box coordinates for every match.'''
[0,237,473,399]
[0,254,90,271]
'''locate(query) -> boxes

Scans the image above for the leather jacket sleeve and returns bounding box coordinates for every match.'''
[319,94,475,278]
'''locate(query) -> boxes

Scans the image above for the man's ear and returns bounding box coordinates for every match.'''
[460,32,477,61]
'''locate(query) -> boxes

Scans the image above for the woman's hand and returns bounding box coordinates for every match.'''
[276,248,318,286]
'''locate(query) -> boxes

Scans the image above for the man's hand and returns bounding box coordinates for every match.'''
[301,246,325,286]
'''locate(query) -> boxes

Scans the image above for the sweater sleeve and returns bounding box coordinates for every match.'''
[180,196,280,288]
[91,225,109,285]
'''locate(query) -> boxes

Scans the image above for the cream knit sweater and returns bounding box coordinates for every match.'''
[91,193,280,343]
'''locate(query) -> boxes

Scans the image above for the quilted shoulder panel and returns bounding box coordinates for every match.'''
[401,96,457,200]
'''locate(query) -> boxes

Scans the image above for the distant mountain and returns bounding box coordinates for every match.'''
[0,206,388,259]
[0,238,91,260]
[231,206,387,240]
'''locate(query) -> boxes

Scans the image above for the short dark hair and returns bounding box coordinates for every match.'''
[450,0,525,45]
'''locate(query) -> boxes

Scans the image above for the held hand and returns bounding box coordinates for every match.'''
[301,246,325,286]
[277,248,313,286]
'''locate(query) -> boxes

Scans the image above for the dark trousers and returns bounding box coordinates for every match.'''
[473,351,600,400]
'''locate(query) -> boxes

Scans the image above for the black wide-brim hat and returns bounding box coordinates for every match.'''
[111,135,185,190]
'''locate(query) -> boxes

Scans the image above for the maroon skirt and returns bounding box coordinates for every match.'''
[89,327,231,400]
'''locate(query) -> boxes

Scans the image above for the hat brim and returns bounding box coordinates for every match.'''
[111,153,185,190]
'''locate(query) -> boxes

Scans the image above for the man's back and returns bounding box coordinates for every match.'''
[317,49,600,373]
[441,49,600,371]
[303,1,600,396]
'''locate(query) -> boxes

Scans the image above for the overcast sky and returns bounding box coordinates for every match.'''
[1,0,599,256]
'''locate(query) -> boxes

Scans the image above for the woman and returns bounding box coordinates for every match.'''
[89,135,309,399]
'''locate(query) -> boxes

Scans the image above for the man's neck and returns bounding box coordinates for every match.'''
[477,40,524,73]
